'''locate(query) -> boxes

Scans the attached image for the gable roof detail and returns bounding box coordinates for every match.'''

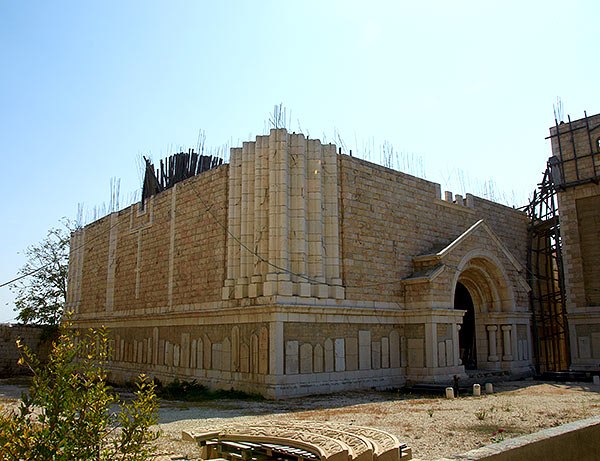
[412,219,524,273]
[403,220,528,291]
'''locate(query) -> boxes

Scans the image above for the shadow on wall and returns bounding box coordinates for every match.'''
[0,324,58,377]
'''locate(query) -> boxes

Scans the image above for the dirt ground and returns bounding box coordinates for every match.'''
[2,378,600,460]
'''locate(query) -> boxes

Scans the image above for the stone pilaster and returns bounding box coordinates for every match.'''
[66,228,86,314]
[453,323,461,366]
[167,186,177,309]
[105,212,119,312]
[487,325,498,362]
[502,325,513,360]
[222,129,344,302]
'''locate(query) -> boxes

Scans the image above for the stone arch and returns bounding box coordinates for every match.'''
[451,249,515,313]
[452,250,516,370]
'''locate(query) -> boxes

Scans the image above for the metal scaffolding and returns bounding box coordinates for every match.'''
[526,162,569,373]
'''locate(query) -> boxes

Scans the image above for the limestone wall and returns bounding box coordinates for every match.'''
[338,155,529,304]
[67,165,228,317]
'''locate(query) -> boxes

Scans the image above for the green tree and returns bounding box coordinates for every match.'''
[0,322,159,460]
[10,225,71,325]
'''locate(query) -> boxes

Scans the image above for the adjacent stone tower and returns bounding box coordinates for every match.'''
[550,113,600,370]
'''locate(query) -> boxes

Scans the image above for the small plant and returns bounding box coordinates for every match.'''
[475,409,488,420]
[491,429,505,443]
[427,409,434,418]
[0,321,159,460]
[502,403,511,412]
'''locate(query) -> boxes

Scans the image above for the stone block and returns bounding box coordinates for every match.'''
[191,339,197,368]
[314,344,324,373]
[263,281,276,296]
[345,337,358,371]
[372,341,381,369]
[222,338,231,372]
[329,285,345,299]
[579,336,592,359]
[211,343,222,371]
[438,341,446,367]
[381,337,390,368]
[445,339,454,367]
[248,283,263,298]
[324,338,334,372]
[165,341,172,367]
[359,330,372,370]
[313,284,329,299]
[221,286,234,300]
[240,343,249,373]
[335,338,345,372]
[259,327,269,375]
[197,338,203,369]
[300,343,313,374]
[407,338,424,368]
[298,282,311,298]
[286,340,299,374]
[181,333,190,368]
[278,280,293,296]
[234,283,248,299]
[401,336,408,367]
[174,344,180,368]
[139,341,145,363]
[203,335,212,369]
[389,331,400,368]
[592,333,600,359]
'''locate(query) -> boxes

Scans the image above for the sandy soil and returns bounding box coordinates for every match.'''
[2,378,600,460]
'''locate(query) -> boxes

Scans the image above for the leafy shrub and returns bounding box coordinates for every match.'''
[0,323,159,460]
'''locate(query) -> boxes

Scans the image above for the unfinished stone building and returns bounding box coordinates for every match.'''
[67,127,536,398]
[528,112,600,374]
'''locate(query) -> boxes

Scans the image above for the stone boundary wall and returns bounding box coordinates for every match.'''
[0,324,56,376]
[438,415,600,460]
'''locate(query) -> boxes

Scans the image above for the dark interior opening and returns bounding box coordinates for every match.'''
[454,282,477,369]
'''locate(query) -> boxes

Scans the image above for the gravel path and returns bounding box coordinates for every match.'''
[153,379,600,460]
[2,378,600,460]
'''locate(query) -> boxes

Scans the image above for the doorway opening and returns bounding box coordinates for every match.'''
[454,282,477,369]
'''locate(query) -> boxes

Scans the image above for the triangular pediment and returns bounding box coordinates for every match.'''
[404,220,526,287]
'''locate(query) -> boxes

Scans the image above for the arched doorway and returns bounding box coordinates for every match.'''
[454,282,477,369]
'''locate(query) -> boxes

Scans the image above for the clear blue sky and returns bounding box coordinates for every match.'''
[1,0,598,322]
